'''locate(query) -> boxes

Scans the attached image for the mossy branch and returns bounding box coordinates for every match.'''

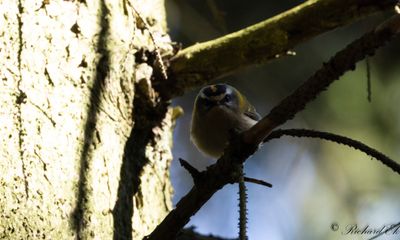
[157,0,397,99]
[146,13,400,240]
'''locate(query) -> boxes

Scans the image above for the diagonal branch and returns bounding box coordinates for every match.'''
[146,14,400,240]
[265,129,400,175]
[242,14,400,146]
[158,0,397,99]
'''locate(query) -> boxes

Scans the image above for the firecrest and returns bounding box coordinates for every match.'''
[191,84,261,158]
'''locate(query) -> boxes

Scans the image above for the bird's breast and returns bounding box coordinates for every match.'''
[191,107,256,158]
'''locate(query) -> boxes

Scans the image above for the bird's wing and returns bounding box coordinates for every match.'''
[244,104,261,121]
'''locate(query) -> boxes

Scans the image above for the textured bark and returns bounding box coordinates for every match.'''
[0,0,174,239]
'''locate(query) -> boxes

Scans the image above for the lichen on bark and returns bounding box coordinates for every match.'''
[0,0,174,239]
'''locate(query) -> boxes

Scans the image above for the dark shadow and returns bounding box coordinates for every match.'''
[112,84,168,240]
[71,0,110,237]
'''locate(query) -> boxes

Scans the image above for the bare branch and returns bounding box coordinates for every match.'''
[179,158,201,178]
[158,0,397,99]
[180,158,272,188]
[243,177,272,188]
[265,129,400,175]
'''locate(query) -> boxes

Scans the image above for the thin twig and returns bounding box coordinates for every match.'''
[265,129,400,175]
[179,158,200,177]
[238,165,247,240]
[180,158,273,187]
[244,177,273,188]
[179,158,203,185]
[366,57,372,102]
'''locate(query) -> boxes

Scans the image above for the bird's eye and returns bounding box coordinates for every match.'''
[223,94,232,102]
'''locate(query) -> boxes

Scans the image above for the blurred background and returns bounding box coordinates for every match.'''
[165,1,400,239]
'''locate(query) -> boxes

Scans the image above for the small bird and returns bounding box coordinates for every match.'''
[191,84,261,158]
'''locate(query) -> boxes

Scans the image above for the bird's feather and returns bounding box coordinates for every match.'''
[244,104,261,121]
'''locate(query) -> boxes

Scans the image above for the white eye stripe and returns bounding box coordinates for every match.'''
[199,91,208,99]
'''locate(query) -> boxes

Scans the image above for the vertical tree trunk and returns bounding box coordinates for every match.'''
[0,0,174,239]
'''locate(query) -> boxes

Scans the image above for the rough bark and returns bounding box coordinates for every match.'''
[0,0,174,239]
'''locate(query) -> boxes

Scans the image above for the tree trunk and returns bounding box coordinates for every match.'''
[0,0,174,239]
